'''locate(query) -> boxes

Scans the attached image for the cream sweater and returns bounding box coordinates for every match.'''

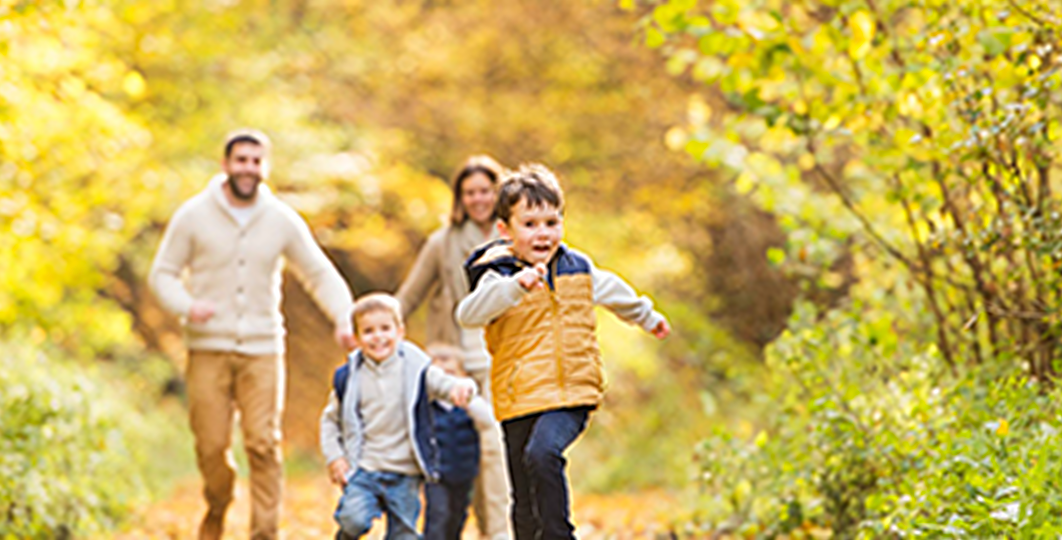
[149,175,354,355]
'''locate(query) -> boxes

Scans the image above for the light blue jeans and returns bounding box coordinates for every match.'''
[334,468,422,540]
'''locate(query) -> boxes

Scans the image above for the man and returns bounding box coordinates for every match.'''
[149,129,357,540]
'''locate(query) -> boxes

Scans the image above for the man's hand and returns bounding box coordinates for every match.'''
[651,319,671,339]
[516,263,548,291]
[449,382,474,408]
[188,300,216,324]
[334,325,357,351]
[328,458,352,487]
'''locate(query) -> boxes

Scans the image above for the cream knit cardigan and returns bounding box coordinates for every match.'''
[149,175,354,355]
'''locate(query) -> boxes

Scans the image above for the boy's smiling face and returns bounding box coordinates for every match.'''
[499,199,564,266]
[355,309,404,362]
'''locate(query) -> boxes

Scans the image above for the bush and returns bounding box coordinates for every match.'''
[692,301,1062,538]
[0,342,192,538]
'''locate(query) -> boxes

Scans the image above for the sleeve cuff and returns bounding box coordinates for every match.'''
[641,310,665,333]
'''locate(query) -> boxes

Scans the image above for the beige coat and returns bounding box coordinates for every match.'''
[396,221,496,367]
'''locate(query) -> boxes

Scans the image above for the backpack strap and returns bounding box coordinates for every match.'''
[333,363,351,406]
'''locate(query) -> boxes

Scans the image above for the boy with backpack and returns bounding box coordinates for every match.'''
[320,293,481,539]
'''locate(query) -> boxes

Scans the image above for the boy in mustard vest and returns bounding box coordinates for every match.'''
[456,164,670,540]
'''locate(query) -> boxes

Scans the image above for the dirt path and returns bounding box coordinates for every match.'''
[110,475,683,539]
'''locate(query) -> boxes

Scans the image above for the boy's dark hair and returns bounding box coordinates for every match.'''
[450,155,505,226]
[496,164,564,223]
[223,128,271,158]
[350,293,404,334]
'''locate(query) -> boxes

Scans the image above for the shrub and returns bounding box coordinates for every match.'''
[693,301,1062,538]
[0,342,192,538]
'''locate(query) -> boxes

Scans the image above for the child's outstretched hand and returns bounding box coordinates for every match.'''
[516,263,548,291]
[328,457,351,487]
[651,318,671,339]
[450,382,474,408]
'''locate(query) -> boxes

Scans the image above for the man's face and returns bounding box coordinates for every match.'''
[499,199,564,266]
[223,142,266,201]
[355,309,404,362]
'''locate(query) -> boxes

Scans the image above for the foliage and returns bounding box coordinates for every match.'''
[0,341,193,539]
[641,0,1062,534]
[0,1,163,356]
[694,301,1062,537]
[646,0,1062,371]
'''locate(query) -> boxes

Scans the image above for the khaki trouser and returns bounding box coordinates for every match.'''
[187,350,284,540]
[467,366,512,540]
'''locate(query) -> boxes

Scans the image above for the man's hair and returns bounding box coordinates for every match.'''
[350,293,404,334]
[496,163,564,223]
[450,154,505,226]
[223,128,272,158]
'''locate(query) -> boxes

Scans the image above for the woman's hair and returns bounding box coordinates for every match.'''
[450,155,505,226]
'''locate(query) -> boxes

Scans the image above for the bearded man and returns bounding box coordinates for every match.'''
[149,129,357,540]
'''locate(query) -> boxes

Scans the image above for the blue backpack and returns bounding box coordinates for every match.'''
[333,363,351,405]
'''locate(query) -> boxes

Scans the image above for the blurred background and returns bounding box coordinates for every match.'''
[0,0,794,536]
[6,0,1058,537]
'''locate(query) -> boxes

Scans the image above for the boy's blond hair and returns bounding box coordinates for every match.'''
[495,163,565,224]
[426,342,466,374]
[350,293,404,334]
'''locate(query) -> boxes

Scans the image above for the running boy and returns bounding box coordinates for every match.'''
[320,293,478,540]
[456,164,670,539]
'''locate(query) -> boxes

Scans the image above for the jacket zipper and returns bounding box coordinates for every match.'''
[551,262,564,400]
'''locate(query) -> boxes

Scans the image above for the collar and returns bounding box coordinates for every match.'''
[208,173,274,221]
[360,348,400,372]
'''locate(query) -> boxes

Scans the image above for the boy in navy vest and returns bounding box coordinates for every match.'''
[457,165,670,540]
[320,293,479,540]
[423,343,494,540]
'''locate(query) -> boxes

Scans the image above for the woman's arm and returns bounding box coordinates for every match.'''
[395,229,444,318]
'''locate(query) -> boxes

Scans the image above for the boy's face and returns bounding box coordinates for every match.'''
[498,199,564,266]
[430,353,464,378]
[355,309,404,362]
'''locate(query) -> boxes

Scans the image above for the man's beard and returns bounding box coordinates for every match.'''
[227,174,261,201]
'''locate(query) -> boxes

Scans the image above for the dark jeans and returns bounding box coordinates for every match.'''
[501,406,592,540]
[424,481,474,540]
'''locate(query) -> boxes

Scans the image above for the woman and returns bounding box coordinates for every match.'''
[396,155,509,540]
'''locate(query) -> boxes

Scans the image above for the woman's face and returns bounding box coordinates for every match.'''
[460,172,497,226]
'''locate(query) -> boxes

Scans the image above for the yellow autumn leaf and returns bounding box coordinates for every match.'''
[754,430,769,448]
[664,126,687,151]
[735,171,756,194]
[997,418,1009,436]
[848,10,875,60]
[123,70,147,98]
[737,9,779,40]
